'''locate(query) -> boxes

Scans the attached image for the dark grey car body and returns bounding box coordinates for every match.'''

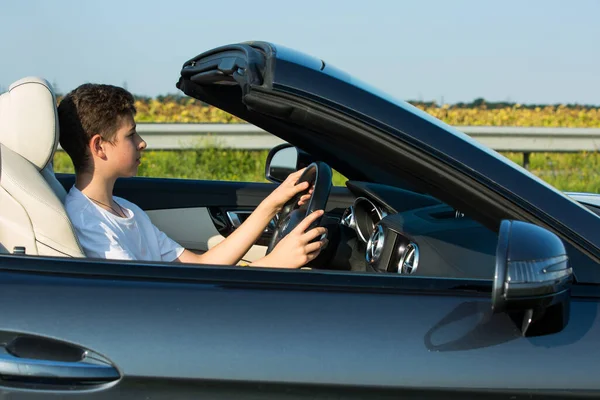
[1,42,600,399]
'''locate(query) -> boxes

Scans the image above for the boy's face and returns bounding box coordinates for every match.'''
[103,113,146,178]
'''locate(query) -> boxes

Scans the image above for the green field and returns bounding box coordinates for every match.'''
[53,150,600,193]
[53,149,349,187]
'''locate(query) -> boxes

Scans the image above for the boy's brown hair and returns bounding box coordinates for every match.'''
[58,83,136,172]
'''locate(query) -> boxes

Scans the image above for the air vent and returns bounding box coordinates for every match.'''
[366,224,385,265]
[399,243,419,274]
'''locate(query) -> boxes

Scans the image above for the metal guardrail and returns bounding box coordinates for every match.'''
[135,123,600,151]
[135,123,285,150]
[457,126,600,152]
[57,123,600,168]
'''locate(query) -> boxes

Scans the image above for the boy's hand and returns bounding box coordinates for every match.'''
[264,168,313,213]
[298,184,314,207]
[255,210,328,269]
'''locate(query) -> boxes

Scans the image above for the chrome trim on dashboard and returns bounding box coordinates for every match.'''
[353,197,386,243]
[340,205,356,230]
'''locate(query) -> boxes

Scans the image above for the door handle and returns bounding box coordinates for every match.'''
[227,210,278,232]
[0,346,119,384]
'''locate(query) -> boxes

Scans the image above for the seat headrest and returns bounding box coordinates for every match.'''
[0,77,59,171]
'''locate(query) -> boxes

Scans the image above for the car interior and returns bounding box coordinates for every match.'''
[0,76,501,280]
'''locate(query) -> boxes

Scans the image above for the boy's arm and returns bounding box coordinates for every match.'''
[176,168,317,267]
[176,199,278,266]
[176,208,327,269]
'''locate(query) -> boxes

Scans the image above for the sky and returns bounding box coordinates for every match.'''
[1,0,599,105]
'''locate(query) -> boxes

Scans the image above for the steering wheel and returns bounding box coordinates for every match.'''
[266,162,332,254]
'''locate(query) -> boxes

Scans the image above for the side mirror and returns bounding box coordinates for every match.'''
[265,144,315,183]
[492,220,573,336]
[265,144,299,183]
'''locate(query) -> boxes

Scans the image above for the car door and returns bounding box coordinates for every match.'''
[1,244,599,399]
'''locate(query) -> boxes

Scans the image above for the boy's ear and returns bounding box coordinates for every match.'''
[89,134,107,159]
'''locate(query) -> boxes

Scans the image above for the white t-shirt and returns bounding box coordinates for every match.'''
[65,186,185,262]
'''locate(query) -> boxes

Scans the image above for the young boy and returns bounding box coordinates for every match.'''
[58,83,328,269]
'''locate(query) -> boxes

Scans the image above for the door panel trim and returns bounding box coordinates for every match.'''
[2,254,597,297]
[57,174,354,212]
[0,254,492,296]
[146,207,220,251]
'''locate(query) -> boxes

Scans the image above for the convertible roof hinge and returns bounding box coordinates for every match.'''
[179,44,266,96]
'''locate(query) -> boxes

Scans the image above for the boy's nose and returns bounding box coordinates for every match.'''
[139,137,147,150]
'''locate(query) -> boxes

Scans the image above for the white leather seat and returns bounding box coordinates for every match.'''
[0,77,84,257]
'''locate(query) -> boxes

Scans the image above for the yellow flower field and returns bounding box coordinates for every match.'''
[133,99,600,127]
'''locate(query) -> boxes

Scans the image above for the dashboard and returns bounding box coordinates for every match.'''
[336,181,499,279]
